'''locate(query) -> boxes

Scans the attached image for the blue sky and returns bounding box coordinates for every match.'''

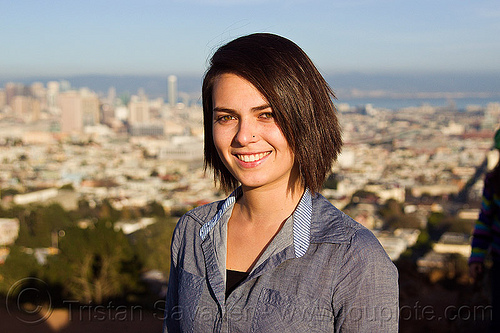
[1,0,499,78]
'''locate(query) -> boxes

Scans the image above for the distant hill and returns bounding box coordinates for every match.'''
[1,72,499,99]
[0,74,203,99]
[324,72,500,93]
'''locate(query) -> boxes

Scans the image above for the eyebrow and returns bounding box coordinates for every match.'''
[212,104,271,113]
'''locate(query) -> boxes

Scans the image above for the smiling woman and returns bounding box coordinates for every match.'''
[164,33,399,333]
[211,73,298,192]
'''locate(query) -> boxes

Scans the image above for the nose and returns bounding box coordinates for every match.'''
[233,118,257,146]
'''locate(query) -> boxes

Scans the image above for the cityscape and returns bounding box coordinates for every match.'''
[1,0,499,330]
[0,76,499,332]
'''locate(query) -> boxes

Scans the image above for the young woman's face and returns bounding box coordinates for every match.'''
[212,73,299,191]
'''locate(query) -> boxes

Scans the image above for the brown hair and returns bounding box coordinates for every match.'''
[489,128,500,194]
[202,33,343,193]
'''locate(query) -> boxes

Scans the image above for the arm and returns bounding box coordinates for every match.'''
[469,175,495,266]
[164,216,184,333]
[164,257,180,333]
[333,229,399,332]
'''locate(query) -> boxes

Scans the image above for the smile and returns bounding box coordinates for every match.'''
[236,152,271,163]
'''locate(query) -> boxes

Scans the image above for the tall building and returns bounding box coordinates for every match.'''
[47,81,60,113]
[168,75,178,108]
[128,95,150,124]
[60,80,71,92]
[12,96,30,117]
[0,89,6,109]
[59,91,82,133]
[5,82,17,106]
[30,82,46,100]
[12,96,41,122]
[81,90,100,127]
[138,88,147,102]
[59,89,100,133]
[482,102,500,130]
[107,86,116,106]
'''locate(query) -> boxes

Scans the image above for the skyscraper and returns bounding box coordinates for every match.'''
[12,96,40,122]
[59,90,100,133]
[168,75,178,108]
[47,81,60,114]
[107,87,116,106]
[30,82,45,100]
[5,82,16,106]
[0,90,6,109]
[128,95,150,124]
[59,91,82,133]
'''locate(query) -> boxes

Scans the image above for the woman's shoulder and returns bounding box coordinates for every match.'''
[310,193,368,243]
[311,194,393,258]
[177,199,225,227]
[170,199,226,251]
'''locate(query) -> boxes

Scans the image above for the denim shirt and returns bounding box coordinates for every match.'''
[164,188,399,332]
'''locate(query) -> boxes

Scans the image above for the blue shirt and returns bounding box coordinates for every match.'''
[164,188,399,332]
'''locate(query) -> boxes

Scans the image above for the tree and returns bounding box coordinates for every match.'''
[379,199,403,218]
[130,218,177,274]
[45,221,141,304]
[14,203,72,248]
[0,246,40,295]
[323,174,338,190]
[350,190,379,204]
[0,188,20,199]
[60,183,74,190]
[146,201,166,218]
[98,199,121,222]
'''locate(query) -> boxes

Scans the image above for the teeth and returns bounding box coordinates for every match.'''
[237,152,270,162]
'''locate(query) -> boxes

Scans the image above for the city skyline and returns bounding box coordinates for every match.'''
[2,73,499,111]
[1,0,499,79]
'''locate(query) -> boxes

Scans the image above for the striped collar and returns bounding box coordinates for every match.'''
[199,187,312,258]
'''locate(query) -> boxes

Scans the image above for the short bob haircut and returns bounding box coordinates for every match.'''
[202,33,343,194]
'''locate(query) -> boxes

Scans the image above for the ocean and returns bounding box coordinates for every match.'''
[336,97,500,111]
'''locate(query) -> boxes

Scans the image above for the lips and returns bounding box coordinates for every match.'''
[235,151,271,163]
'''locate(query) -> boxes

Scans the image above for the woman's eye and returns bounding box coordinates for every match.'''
[215,115,235,122]
[260,112,273,119]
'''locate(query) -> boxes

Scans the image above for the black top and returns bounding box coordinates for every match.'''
[226,269,249,298]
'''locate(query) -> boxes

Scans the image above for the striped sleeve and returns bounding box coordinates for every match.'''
[469,174,496,264]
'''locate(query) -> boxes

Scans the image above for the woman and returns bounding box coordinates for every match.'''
[164,33,398,332]
[469,128,500,332]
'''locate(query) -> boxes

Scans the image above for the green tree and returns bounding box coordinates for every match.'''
[45,221,141,304]
[0,246,40,295]
[0,188,20,199]
[350,190,379,204]
[323,174,338,190]
[146,201,166,218]
[60,183,74,190]
[379,199,403,218]
[427,212,455,241]
[379,199,422,230]
[14,203,72,248]
[131,218,177,274]
[98,199,121,222]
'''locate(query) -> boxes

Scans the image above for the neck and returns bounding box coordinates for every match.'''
[236,180,305,226]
